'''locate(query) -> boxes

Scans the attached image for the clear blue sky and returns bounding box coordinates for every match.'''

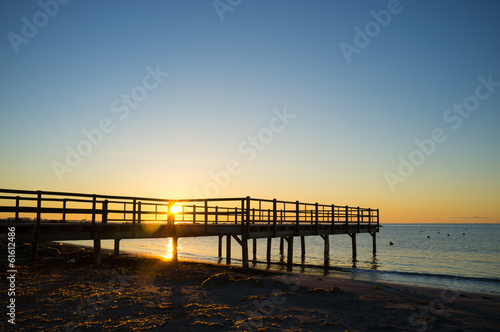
[1,0,499,222]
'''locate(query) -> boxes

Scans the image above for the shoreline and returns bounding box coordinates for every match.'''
[62,239,500,296]
[2,242,500,331]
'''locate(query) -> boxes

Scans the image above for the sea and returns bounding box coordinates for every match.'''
[67,223,500,295]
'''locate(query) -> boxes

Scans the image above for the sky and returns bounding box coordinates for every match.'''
[1,0,499,223]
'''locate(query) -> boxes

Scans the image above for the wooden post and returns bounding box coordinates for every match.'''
[345,205,349,233]
[102,200,108,224]
[371,232,377,256]
[377,209,380,230]
[91,195,97,238]
[94,237,101,266]
[350,233,357,261]
[266,237,272,264]
[114,239,120,256]
[15,196,20,222]
[226,234,231,265]
[279,237,284,261]
[204,201,208,233]
[315,203,319,235]
[300,236,305,264]
[172,237,178,265]
[323,234,330,267]
[252,238,257,261]
[331,204,335,233]
[218,235,223,259]
[357,206,360,233]
[138,201,142,224]
[132,199,137,237]
[245,196,251,237]
[286,236,293,271]
[272,199,277,237]
[32,191,42,260]
[242,236,249,268]
[295,201,300,235]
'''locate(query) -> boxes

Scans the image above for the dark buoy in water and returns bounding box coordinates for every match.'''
[427,235,430,238]
[463,233,465,235]
[447,234,450,236]
[438,232,440,234]
[389,242,394,245]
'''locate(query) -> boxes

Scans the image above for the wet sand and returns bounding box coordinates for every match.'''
[1,242,499,331]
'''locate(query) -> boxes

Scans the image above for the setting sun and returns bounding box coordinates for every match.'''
[169,204,182,214]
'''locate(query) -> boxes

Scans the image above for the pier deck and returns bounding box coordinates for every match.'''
[0,189,379,269]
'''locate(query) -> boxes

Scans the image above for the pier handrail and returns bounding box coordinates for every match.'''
[0,189,379,230]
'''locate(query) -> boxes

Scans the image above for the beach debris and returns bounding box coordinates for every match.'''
[308,286,345,294]
[373,285,384,290]
[202,273,262,288]
[202,273,235,288]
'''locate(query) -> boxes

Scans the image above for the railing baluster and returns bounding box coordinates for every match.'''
[138,201,142,224]
[62,199,67,223]
[357,206,360,233]
[315,202,319,235]
[272,199,277,237]
[91,195,97,239]
[15,196,20,222]
[295,201,300,235]
[345,205,349,233]
[102,200,108,224]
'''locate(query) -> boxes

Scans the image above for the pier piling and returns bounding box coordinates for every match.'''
[266,238,272,264]
[350,233,357,261]
[226,235,231,265]
[300,236,305,264]
[371,232,377,256]
[94,238,101,266]
[286,236,293,271]
[114,239,120,256]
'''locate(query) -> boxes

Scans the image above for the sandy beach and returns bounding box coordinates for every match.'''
[2,242,499,331]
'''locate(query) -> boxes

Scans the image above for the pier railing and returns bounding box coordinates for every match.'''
[0,189,379,234]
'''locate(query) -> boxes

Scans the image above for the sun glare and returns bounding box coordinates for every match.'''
[169,204,182,214]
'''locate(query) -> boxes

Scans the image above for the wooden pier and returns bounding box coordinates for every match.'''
[0,189,379,269]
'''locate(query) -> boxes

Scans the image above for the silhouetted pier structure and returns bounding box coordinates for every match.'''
[0,189,379,269]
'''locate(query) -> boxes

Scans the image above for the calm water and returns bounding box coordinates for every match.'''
[69,223,500,294]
